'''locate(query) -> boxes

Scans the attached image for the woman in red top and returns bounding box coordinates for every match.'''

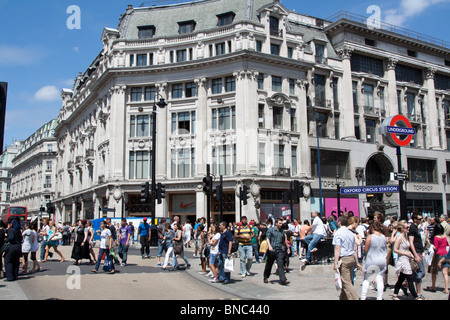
[426,223,449,293]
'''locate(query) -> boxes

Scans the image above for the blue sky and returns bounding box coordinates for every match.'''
[0,0,449,150]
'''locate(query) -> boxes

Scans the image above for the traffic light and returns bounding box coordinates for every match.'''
[76,202,82,212]
[141,182,150,203]
[213,184,222,203]
[46,201,54,214]
[125,202,129,211]
[202,175,213,195]
[156,183,166,204]
[293,180,303,203]
[240,185,251,205]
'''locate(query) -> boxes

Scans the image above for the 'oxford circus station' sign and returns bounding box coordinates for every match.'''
[379,115,416,147]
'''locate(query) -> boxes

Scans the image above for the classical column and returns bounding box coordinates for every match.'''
[195,78,208,176]
[156,82,168,179]
[110,85,127,180]
[385,57,398,117]
[425,68,441,149]
[337,46,356,140]
[297,79,310,176]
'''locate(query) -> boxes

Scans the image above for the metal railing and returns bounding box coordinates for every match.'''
[327,11,450,50]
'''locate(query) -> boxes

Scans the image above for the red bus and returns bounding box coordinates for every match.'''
[1,206,28,227]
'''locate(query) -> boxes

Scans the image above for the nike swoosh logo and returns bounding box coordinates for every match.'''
[180,202,195,209]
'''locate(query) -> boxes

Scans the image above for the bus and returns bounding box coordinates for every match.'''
[1,206,28,227]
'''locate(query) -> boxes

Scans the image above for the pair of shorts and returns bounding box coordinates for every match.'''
[209,253,219,265]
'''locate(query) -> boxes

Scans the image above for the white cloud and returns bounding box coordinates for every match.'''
[0,44,45,67]
[34,85,60,102]
[73,46,80,53]
[384,0,450,26]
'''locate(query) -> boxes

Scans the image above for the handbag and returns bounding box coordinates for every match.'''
[1,242,10,253]
[409,256,419,273]
[103,254,113,272]
[335,269,342,291]
[174,231,183,255]
[52,232,63,241]
[224,257,234,273]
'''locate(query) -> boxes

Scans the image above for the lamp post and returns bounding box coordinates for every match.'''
[315,113,324,217]
[336,174,341,218]
[151,94,167,225]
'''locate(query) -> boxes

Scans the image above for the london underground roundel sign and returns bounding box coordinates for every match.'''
[379,115,416,147]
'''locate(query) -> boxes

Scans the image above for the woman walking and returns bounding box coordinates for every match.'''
[91,220,114,274]
[170,223,191,271]
[392,222,423,300]
[0,220,6,279]
[43,220,65,262]
[198,224,208,275]
[21,222,34,274]
[162,223,175,270]
[29,223,41,273]
[360,221,388,300]
[426,223,449,294]
[208,223,221,282]
[71,220,91,265]
[87,221,97,264]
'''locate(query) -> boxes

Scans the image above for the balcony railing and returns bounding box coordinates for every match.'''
[314,98,331,109]
[272,167,291,177]
[270,28,283,38]
[407,113,422,123]
[364,105,379,116]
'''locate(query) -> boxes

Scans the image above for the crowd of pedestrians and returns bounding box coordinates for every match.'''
[1,211,449,302]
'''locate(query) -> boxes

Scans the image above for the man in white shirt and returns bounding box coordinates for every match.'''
[301,211,326,264]
[183,221,192,248]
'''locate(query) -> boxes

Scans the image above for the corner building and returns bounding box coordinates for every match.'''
[53,0,450,224]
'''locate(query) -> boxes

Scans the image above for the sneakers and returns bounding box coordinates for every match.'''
[209,278,219,283]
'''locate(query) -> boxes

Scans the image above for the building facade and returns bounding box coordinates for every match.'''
[0,141,22,213]
[47,0,450,224]
[9,120,58,219]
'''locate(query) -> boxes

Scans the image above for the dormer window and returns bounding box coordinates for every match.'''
[270,16,280,36]
[138,25,156,39]
[217,12,235,27]
[178,20,196,34]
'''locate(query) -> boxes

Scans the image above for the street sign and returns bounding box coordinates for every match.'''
[392,172,408,181]
[101,208,116,212]
[379,115,415,147]
[340,185,400,195]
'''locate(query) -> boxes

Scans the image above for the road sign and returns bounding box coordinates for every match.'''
[340,185,400,195]
[393,172,408,181]
[379,115,415,147]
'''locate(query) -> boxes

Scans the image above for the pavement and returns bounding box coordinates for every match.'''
[1,243,449,301]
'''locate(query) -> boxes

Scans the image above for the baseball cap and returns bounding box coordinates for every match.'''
[143,217,147,221]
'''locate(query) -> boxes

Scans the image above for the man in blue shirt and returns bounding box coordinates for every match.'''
[218,221,233,284]
[138,218,151,259]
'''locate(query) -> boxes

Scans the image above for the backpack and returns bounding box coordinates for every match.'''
[229,230,239,253]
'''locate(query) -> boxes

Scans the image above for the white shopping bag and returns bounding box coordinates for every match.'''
[335,269,342,291]
[425,246,434,266]
[224,258,234,273]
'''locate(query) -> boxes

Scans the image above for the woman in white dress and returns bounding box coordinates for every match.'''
[360,221,388,300]
[392,222,423,300]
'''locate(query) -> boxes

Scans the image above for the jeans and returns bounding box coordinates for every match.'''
[94,248,114,271]
[264,250,287,283]
[157,238,166,258]
[252,243,260,263]
[238,245,253,275]
[218,252,231,282]
[413,253,425,284]
[172,246,189,268]
[40,239,48,261]
[118,243,129,264]
[304,233,324,261]
[163,246,174,268]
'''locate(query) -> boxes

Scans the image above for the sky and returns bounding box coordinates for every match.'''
[0,0,449,151]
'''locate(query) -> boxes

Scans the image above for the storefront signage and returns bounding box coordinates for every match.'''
[379,115,415,147]
[412,185,433,192]
[340,185,399,195]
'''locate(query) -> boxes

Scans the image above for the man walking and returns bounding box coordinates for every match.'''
[263,218,290,286]
[235,216,255,278]
[106,218,120,265]
[138,217,151,259]
[118,218,131,266]
[333,215,360,300]
[218,221,233,284]
[409,213,426,299]
[301,211,326,265]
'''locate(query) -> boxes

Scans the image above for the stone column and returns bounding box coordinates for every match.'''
[195,78,208,176]
[385,57,398,118]
[156,82,168,179]
[297,79,310,176]
[337,46,356,140]
[425,68,441,150]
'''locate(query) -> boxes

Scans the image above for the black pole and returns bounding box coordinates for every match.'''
[239,187,242,221]
[219,175,224,223]
[337,181,341,218]
[151,102,157,225]
[206,164,211,230]
[397,147,407,221]
[289,181,293,220]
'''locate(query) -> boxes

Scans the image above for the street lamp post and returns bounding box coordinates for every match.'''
[336,174,341,218]
[151,94,167,225]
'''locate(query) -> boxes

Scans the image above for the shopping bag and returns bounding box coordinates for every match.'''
[335,270,342,291]
[103,255,113,272]
[224,258,234,273]
[425,246,434,266]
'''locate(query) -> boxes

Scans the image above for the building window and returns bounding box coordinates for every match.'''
[259,143,265,173]
[315,43,325,63]
[291,146,297,176]
[269,16,279,36]
[396,64,423,85]
[365,38,376,47]
[258,104,265,129]
[136,54,148,66]
[290,109,297,132]
[287,47,294,59]
[332,77,339,110]
[311,149,349,178]
[131,87,142,102]
[225,76,236,92]
[256,40,262,52]
[212,78,223,94]
[274,144,285,169]
[363,84,374,111]
[130,115,150,137]
[352,81,359,112]
[144,86,156,101]
[185,82,197,98]
[177,149,191,178]
[407,158,436,183]
[216,43,226,56]
[130,151,150,180]
[289,79,295,95]
[138,25,156,39]
[178,20,196,34]
[270,44,280,56]
[258,74,264,90]
[217,12,235,26]
[315,75,326,104]
[176,49,187,62]
[397,90,403,114]
[272,76,282,92]
[366,119,376,143]
[406,92,416,117]
[316,112,328,138]
[212,145,235,176]
[334,115,340,140]
[212,106,235,131]
[172,111,195,135]
[435,73,450,91]
[273,106,283,130]
[379,87,386,116]
[350,53,384,77]
[172,84,183,99]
